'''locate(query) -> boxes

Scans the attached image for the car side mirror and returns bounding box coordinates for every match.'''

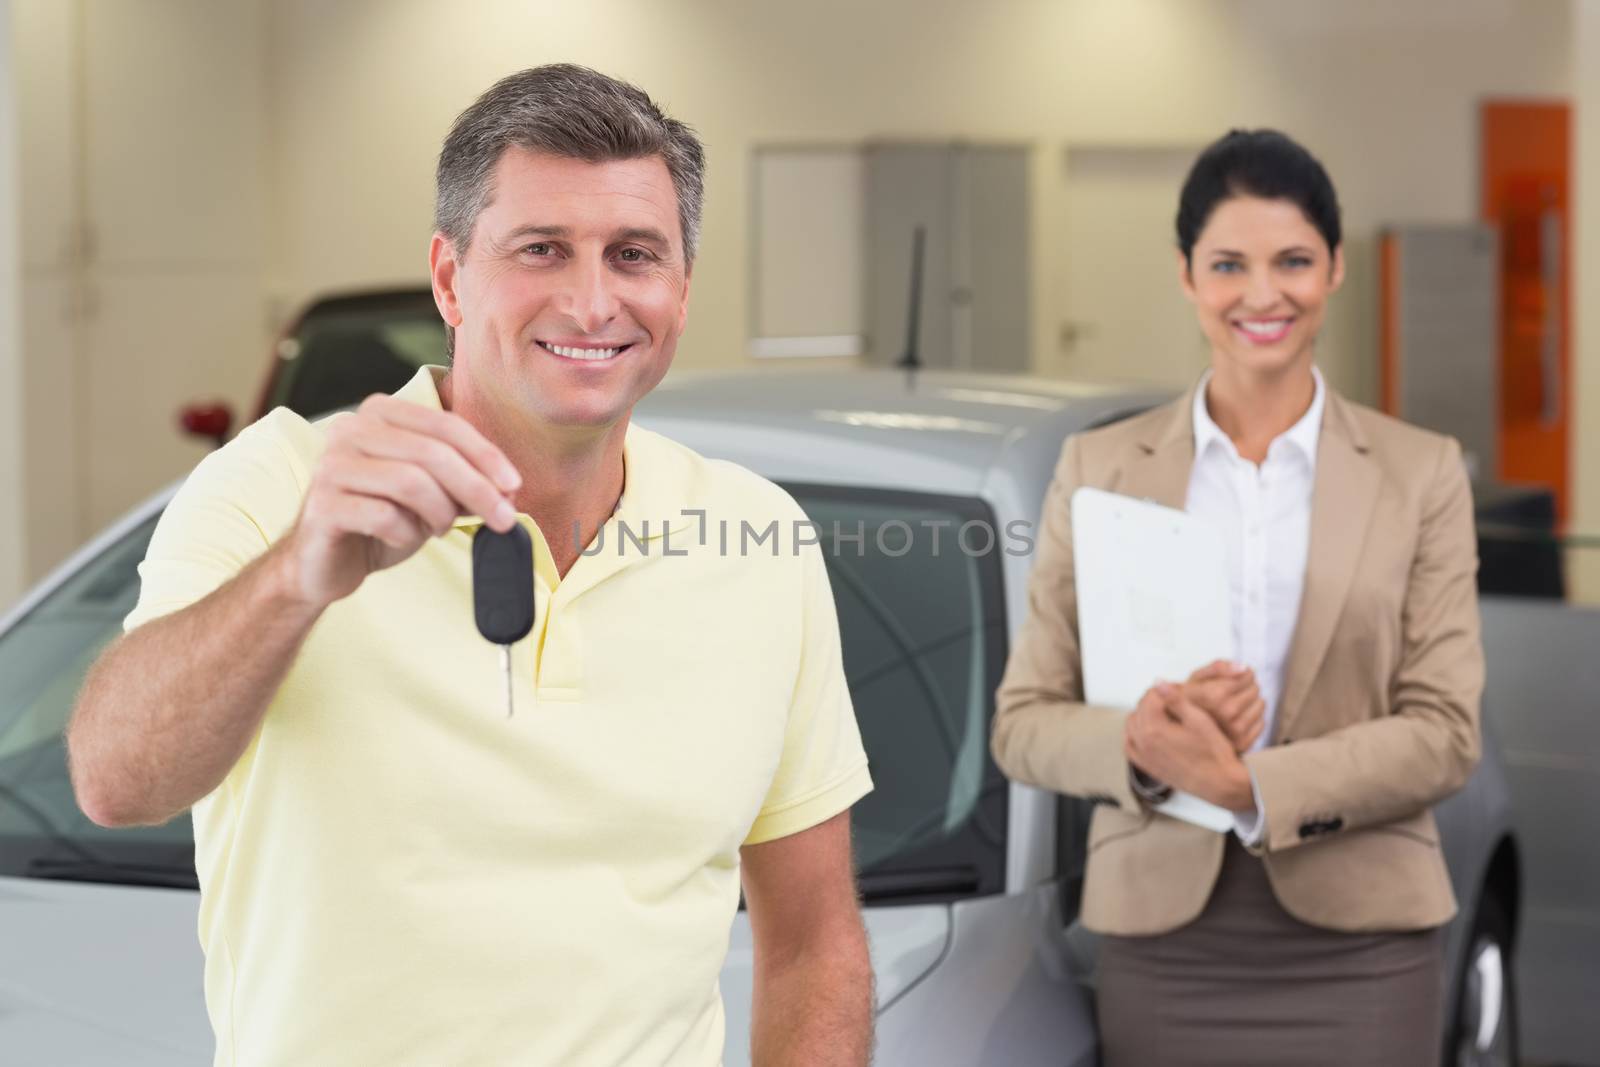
[178,402,234,449]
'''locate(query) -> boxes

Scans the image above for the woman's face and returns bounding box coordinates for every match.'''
[1178,194,1344,379]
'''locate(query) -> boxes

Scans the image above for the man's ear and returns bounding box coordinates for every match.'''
[429,233,464,329]
[676,262,693,335]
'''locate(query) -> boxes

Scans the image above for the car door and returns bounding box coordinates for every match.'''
[717,484,1097,1066]
[0,506,212,1064]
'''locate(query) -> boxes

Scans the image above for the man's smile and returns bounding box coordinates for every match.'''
[536,339,635,362]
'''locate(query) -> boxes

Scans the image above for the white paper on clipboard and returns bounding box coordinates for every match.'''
[1071,486,1236,833]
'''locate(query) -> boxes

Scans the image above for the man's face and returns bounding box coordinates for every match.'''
[433,148,691,430]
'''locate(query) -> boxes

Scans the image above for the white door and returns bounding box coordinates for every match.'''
[1056,145,1208,388]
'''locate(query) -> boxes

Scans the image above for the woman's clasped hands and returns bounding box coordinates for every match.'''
[1124,660,1265,811]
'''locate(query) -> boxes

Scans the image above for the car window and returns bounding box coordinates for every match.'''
[266,298,447,420]
[2,484,1012,900]
[0,513,197,886]
[785,485,1009,903]
[1474,485,1568,599]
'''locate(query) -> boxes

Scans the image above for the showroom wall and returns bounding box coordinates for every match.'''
[0,0,22,607]
[262,0,1573,394]
[5,0,1589,587]
[13,0,269,577]
[1575,1,1600,601]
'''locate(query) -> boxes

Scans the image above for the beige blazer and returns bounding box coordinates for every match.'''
[991,381,1484,936]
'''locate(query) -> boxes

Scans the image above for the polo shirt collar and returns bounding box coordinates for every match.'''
[392,366,694,540]
[1192,365,1326,467]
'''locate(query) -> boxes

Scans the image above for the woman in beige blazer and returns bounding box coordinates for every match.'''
[991,129,1484,1066]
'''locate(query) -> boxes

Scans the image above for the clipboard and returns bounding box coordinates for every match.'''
[1070,486,1236,833]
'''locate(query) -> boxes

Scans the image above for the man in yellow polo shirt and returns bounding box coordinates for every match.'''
[66,64,873,1067]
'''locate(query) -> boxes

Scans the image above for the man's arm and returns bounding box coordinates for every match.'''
[741,811,873,1067]
[68,541,321,827]
[67,395,521,828]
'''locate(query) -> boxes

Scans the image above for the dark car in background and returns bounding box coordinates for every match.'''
[178,289,447,448]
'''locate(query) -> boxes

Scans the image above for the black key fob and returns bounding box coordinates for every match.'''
[472,524,535,645]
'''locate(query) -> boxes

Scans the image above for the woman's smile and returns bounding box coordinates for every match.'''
[1230,315,1296,345]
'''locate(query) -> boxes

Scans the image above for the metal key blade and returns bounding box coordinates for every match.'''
[472,524,535,722]
[502,644,514,719]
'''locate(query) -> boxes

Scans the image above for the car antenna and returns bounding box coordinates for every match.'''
[895,224,926,385]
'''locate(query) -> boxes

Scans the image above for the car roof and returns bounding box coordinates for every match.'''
[3,366,1175,633]
[294,287,439,320]
[634,367,1175,502]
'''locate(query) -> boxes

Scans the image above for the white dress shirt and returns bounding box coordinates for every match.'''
[1185,367,1325,844]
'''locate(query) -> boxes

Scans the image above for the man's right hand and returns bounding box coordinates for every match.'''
[283,393,523,609]
[1182,660,1265,754]
[68,393,523,828]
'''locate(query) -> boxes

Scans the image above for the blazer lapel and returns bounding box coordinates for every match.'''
[1117,380,1200,509]
[1273,390,1381,742]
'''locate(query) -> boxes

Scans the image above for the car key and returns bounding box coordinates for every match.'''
[472,523,536,718]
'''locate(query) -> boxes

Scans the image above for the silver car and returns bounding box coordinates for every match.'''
[0,368,1528,1065]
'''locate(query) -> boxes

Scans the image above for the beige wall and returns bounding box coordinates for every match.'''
[6,0,1590,595]
[264,0,1573,405]
[1574,0,1600,597]
[0,0,23,606]
[13,0,270,582]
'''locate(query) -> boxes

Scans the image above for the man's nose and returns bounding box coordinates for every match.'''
[554,256,621,334]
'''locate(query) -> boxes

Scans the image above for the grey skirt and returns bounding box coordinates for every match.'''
[1095,836,1446,1067]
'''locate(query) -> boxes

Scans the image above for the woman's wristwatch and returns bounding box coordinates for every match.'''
[1129,766,1174,806]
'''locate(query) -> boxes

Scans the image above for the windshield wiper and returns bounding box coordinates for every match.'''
[859,865,980,902]
[0,782,110,866]
[25,855,198,890]
[0,782,193,886]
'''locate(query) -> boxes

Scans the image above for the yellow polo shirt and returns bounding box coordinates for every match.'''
[125,366,872,1067]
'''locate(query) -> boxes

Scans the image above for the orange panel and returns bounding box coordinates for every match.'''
[1481,100,1571,525]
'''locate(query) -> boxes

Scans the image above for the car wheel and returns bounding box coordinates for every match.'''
[1447,891,1517,1067]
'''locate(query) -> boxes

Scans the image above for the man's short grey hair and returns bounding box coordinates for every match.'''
[434,63,706,265]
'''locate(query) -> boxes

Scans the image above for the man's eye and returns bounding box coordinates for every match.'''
[523,243,552,256]
[618,248,648,263]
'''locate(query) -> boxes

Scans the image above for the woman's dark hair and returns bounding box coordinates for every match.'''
[1175,129,1342,266]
